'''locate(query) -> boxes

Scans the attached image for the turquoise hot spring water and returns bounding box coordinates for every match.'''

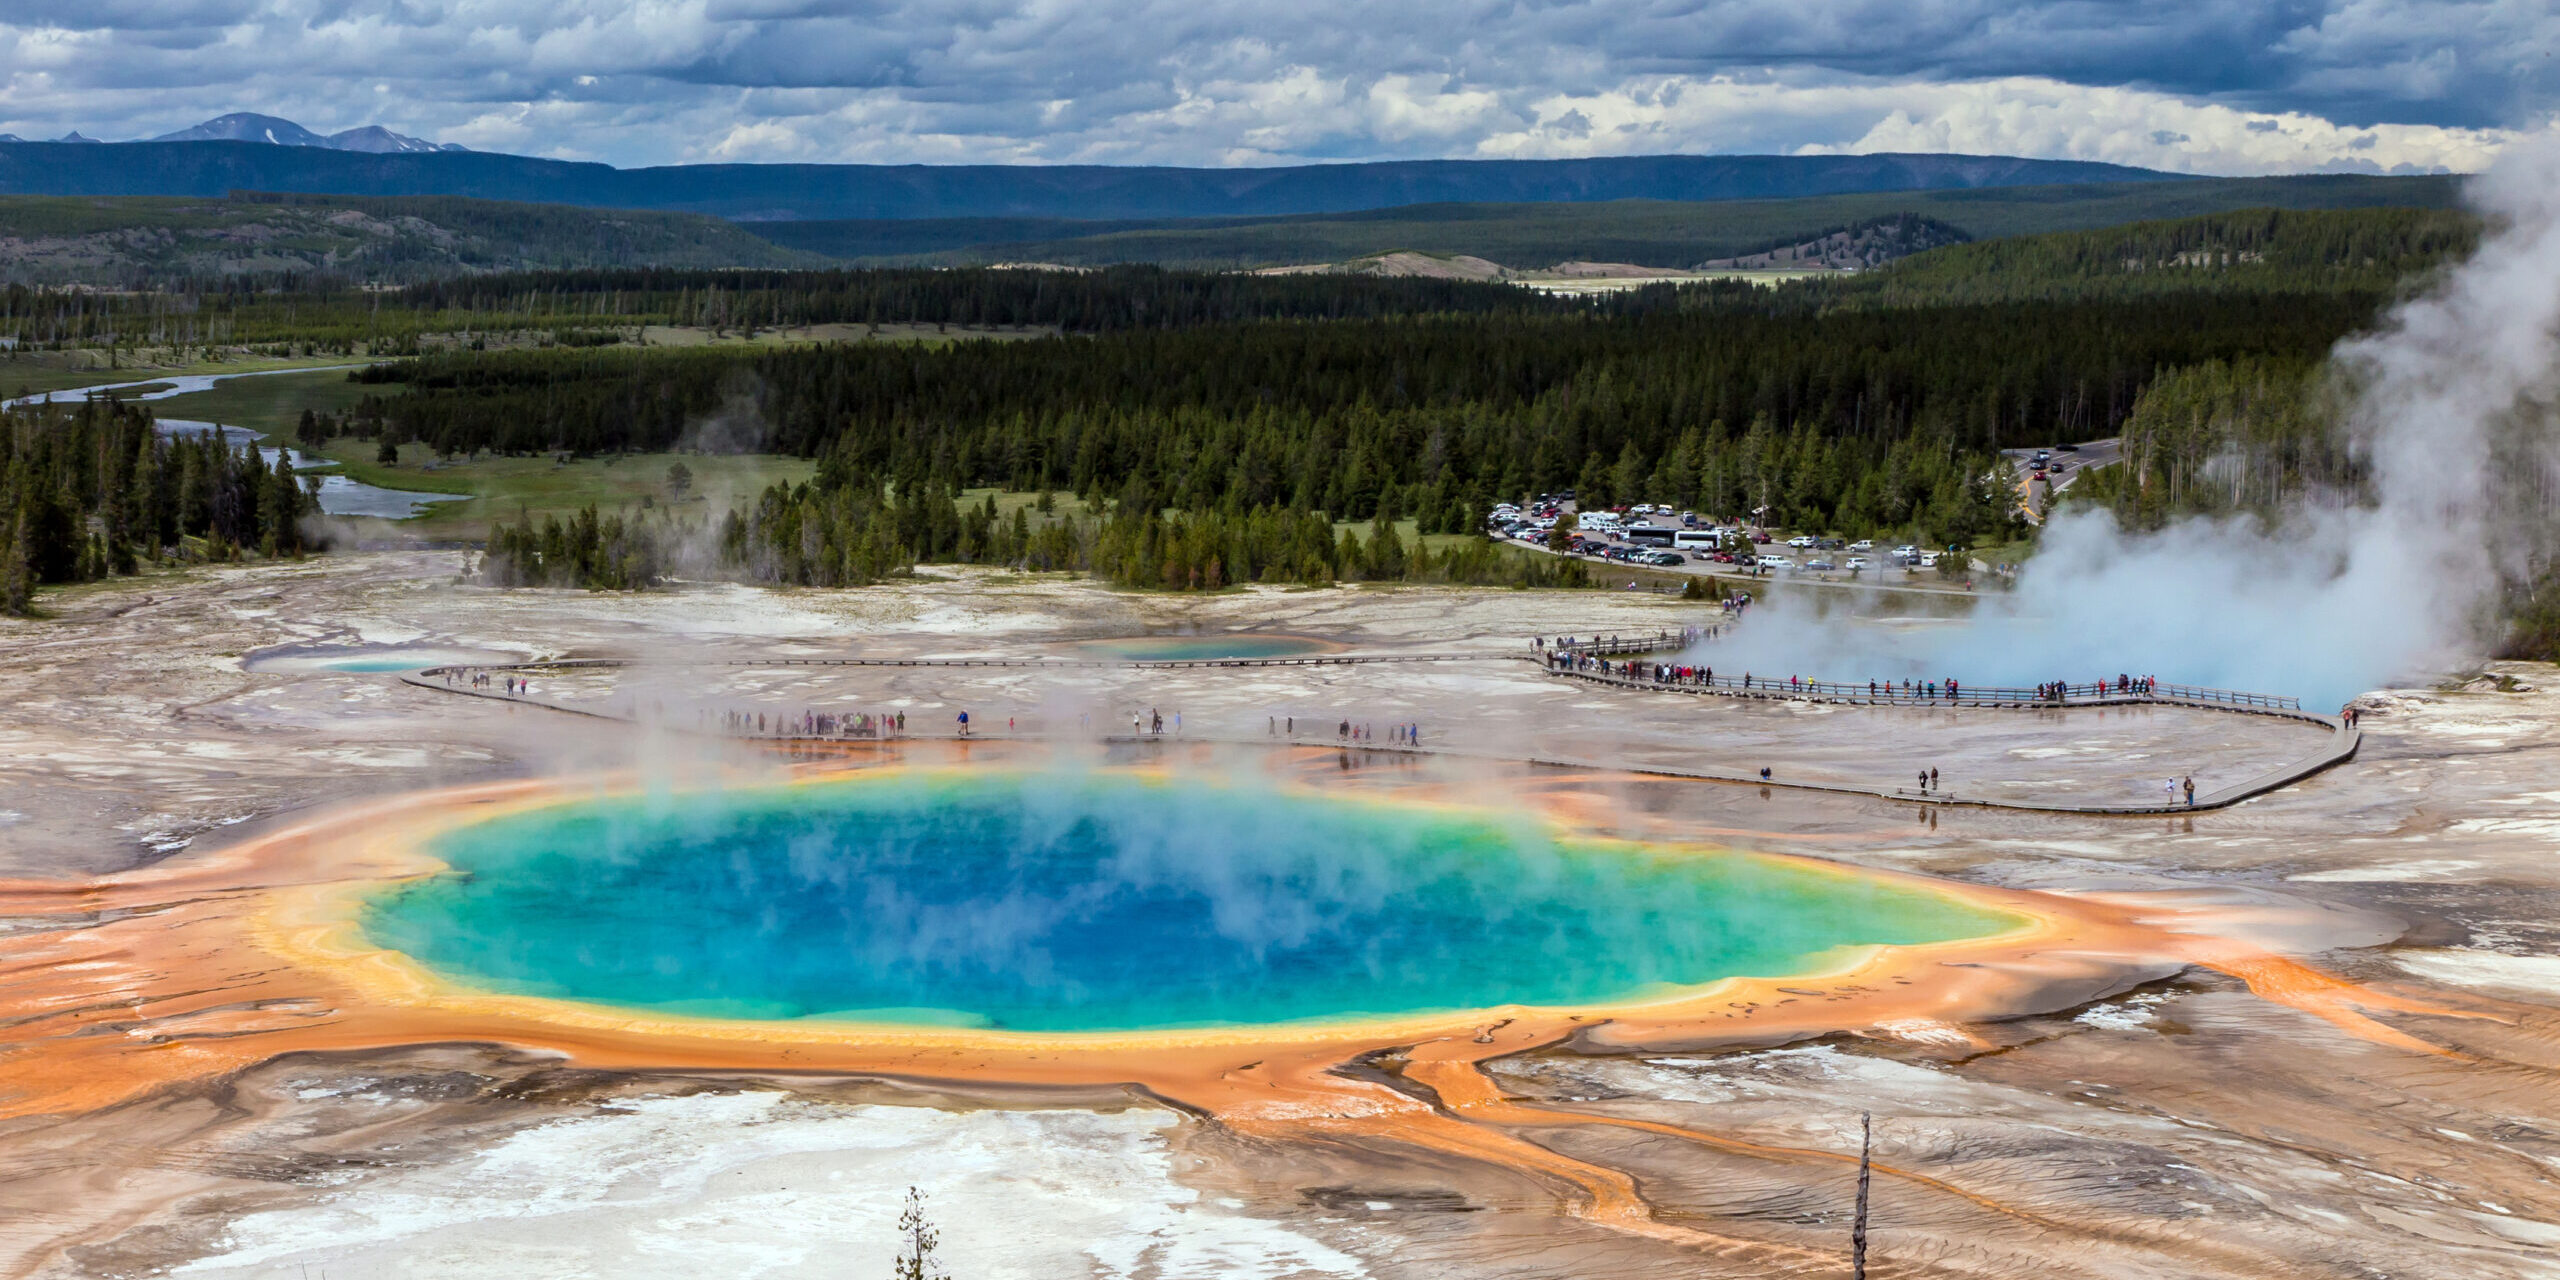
[359,772,2022,1033]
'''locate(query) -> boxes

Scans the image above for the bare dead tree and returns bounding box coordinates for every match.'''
[1852,1111,1873,1280]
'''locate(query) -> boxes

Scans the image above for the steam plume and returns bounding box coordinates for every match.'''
[1698,132,2560,708]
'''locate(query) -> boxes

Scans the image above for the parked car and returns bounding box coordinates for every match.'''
[1786,535,1816,548]
[1892,544,1918,558]
[1649,551,1685,566]
[1848,539,1874,551]
[1755,554,1790,569]
[1917,552,1939,567]
[1805,559,1837,571]
[1845,556,1868,570]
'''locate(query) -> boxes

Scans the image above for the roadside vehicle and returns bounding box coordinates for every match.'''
[1672,530,1719,550]
[1785,535,1816,548]
[1849,539,1874,551]
[1892,544,1918,558]
[1806,559,1837,571]
[1845,556,1868,570]
[1918,552,1939,567]
[1755,554,1790,569]
[1749,531,1773,544]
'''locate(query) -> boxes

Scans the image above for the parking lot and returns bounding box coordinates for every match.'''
[1484,500,1994,596]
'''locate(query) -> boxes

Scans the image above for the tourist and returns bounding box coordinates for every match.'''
[2183,775,2196,807]
[1928,766,1939,790]
[1917,769,1928,794]
[957,710,970,735]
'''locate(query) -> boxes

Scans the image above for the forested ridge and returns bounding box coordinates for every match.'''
[1813,206,2478,307]
[0,203,2458,357]
[362,287,2378,523]
[0,267,1558,355]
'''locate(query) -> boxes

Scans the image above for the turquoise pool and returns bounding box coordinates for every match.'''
[360,773,2019,1032]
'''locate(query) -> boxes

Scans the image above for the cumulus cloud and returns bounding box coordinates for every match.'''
[0,0,2549,169]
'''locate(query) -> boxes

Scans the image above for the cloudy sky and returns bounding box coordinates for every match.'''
[1,0,2550,172]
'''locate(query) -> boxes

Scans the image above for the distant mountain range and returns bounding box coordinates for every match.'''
[0,113,462,154]
[0,137,2183,222]
[147,113,463,154]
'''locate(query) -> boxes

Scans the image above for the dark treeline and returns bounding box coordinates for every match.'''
[0,398,315,612]
[0,266,1560,356]
[366,287,2373,549]
[1800,206,2479,308]
[2068,357,2349,527]
[0,205,2461,359]
[392,265,1565,331]
[480,490,1593,594]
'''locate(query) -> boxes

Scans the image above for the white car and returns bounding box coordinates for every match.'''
[1849,539,1874,551]
[1786,535,1817,548]
[1755,554,1791,569]
[1892,544,1918,558]
[1845,556,1868,570]
[1917,552,1939,567]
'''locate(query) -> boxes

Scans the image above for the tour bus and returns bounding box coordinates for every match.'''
[1672,530,1721,550]
[1625,525,1676,546]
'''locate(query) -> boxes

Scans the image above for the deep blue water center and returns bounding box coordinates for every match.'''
[361,773,2019,1032]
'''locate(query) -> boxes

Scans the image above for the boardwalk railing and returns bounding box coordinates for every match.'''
[1543,662,2311,717]
[1537,627,2304,713]
[1530,626,1725,658]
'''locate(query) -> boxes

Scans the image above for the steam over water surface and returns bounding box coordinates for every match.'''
[362,773,2021,1031]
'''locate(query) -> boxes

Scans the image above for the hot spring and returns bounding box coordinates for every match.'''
[358,772,2025,1033]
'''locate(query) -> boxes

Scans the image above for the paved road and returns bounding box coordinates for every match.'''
[2002,437,2123,522]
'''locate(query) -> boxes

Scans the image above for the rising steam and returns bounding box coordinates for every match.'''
[1699,132,2560,708]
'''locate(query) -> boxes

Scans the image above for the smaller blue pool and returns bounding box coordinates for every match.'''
[244,643,519,674]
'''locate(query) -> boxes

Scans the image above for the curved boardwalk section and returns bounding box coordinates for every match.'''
[396,638,2358,816]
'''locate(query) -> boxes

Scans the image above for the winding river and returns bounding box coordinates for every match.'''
[7,367,467,520]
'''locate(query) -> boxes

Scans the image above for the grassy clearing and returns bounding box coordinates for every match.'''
[144,368,392,434]
[319,444,817,541]
[0,352,379,398]
[636,322,1056,349]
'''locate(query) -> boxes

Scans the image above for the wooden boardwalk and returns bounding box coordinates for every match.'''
[397,645,2357,816]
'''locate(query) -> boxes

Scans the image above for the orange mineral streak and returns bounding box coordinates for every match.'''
[0,766,2493,1255]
